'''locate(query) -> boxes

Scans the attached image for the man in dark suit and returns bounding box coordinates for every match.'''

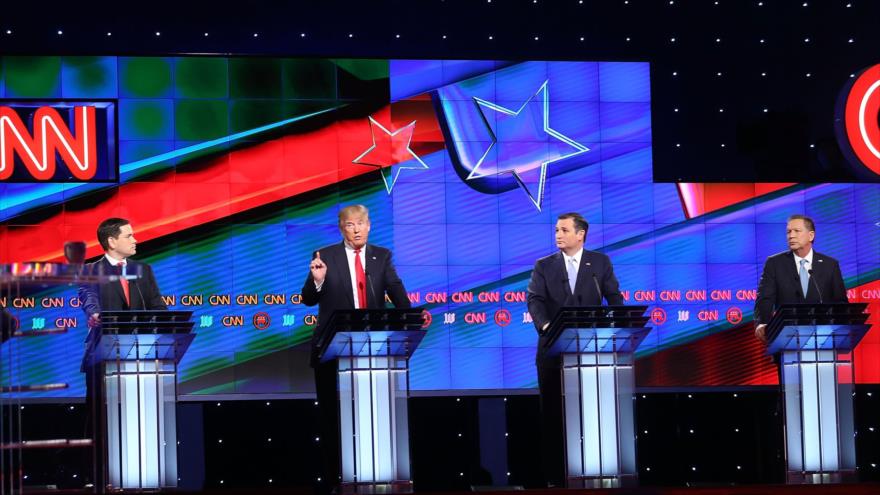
[301,204,410,488]
[77,217,167,490]
[754,214,848,343]
[527,212,624,487]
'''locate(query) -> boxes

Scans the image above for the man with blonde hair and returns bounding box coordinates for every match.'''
[301,204,410,490]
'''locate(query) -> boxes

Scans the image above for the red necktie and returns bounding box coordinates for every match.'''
[353,249,367,309]
[116,262,131,307]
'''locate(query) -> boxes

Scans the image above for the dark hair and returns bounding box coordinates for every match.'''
[97,218,130,251]
[557,212,589,235]
[788,214,815,233]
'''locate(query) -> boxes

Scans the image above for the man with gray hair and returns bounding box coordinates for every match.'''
[301,204,410,490]
[754,214,848,342]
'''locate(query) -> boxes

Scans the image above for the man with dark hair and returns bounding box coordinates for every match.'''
[754,214,848,342]
[301,204,410,490]
[527,212,624,487]
[79,218,167,324]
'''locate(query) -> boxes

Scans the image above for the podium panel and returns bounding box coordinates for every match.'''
[765,304,869,484]
[544,307,649,489]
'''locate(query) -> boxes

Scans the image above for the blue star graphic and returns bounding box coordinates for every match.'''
[469,80,589,210]
[352,117,429,194]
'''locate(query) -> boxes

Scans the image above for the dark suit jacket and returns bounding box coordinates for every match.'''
[527,249,624,366]
[78,257,168,315]
[301,242,410,367]
[754,250,848,325]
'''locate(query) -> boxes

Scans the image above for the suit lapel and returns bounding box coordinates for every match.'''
[364,245,380,308]
[808,252,827,300]
[333,244,355,307]
[783,251,804,299]
[553,252,572,300]
[574,251,592,297]
[101,257,128,308]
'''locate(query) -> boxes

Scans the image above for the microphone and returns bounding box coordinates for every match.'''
[592,273,603,306]
[364,270,379,309]
[807,269,823,303]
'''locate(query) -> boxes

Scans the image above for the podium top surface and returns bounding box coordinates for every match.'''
[318,308,427,362]
[0,262,130,285]
[766,303,870,353]
[544,306,651,356]
[82,310,196,366]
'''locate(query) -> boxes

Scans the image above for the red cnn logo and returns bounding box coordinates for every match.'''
[840,64,880,176]
[0,105,98,181]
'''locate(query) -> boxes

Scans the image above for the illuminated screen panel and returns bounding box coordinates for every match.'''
[0,56,878,399]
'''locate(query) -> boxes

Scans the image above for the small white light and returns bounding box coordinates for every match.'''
[761,72,767,76]
[73,474,78,478]
[580,36,584,41]
[670,37,676,42]
[458,433,462,437]
[489,35,494,40]
[459,472,464,477]
[57,30,63,35]
[315,436,320,441]
[218,439,223,444]
[503,397,507,402]
[763,108,768,113]
[733,393,738,397]
[692,467,697,471]
[851,74,855,78]
[106,32,112,36]
[20,406,24,410]
[676,143,681,148]
[721,143,726,148]
[253,33,259,37]
[642,395,646,399]
[806,73,811,77]
[669,0,674,4]
[759,39,765,43]
[395,34,400,38]
[848,38,854,43]
[269,479,273,483]
[457,398,461,402]
[69,406,75,410]
[506,472,511,476]
[672,71,678,76]
[717,72,722,76]
[716,38,721,42]
[644,430,649,434]
[804,38,810,43]
[802,2,807,6]
[689,429,694,434]
[217,402,221,406]
[737,465,742,470]
[220,480,224,485]
[267,437,272,442]
[348,33,353,38]
[266,402,270,406]
[646,467,651,472]
[300,33,306,38]
[155,31,161,36]
[873,463,878,468]
[314,401,319,405]
[443,35,447,39]
[846,3,851,6]
[868,392,873,397]
[5,30,11,35]
[735,428,740,432]
[204,32,209,37]
[758,1,763,5]
[23,475,28,479]
[317,477,322,482]
[674,108,679,112]
[504,432,509,437]
[719,108,724,112]
[810,144,815,148]
[869,427,875,432]
[534,36,539,41]
[626,37,631,41]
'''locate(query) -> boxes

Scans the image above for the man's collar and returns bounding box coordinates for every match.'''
[793,248,814,263]
[104,253,126,266]
[561,247,584,263]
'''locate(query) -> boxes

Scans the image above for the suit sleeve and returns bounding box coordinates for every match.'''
[527,261,549,334]
[754,258,777,325]
[301,251,322,307]
[601,255,624,306]
[78,263,101,316]
[382,251,410,308]
[829,260,848,303]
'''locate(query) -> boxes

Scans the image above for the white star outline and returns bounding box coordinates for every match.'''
[469,80,590,211]
[352,116,429,194]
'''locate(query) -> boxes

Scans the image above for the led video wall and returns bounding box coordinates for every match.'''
[0,56,878,398]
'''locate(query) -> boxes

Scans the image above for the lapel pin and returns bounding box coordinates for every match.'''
[585,262,591,266]
[817,259,823,262]
[372,256,377,260]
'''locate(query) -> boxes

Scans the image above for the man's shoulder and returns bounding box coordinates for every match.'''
[764,250,793,264]
[535,252,561,266]
[367,244,392,256]
[583,249,611,263]
[813,251,840,265]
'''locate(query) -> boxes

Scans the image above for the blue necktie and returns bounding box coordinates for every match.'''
[799,259,809,297]
[567,257,577,294]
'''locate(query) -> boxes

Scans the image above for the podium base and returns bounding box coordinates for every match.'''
[786,470,858,485]
[566,474,637,489]
[340,480,413,494]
